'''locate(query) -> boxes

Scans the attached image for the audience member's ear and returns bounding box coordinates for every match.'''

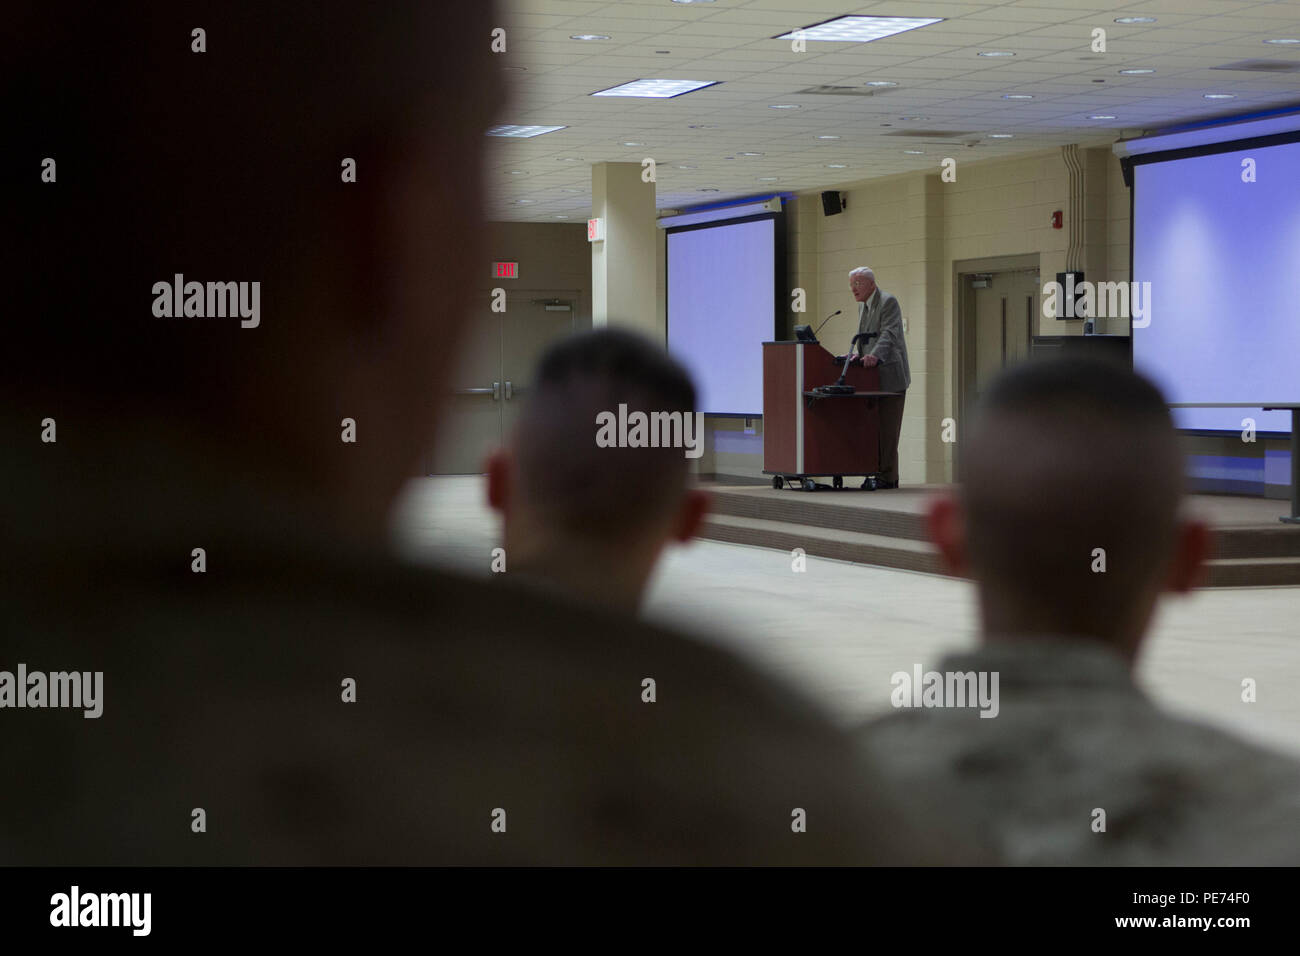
[485,448,512,514]
[926,491,969,577]
[671,488,711,543]
[1165,518,1211,593]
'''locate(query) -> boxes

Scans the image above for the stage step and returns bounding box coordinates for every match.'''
[699,489,1300,588]
[706,488,928,540]
[698,513,944,575]
[1208,527,1300,560]
[1202,556,1300,587]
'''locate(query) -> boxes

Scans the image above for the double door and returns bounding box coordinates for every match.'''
[428,291,585,474]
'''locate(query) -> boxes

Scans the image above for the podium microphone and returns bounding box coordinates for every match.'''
[818,332,876,395]
[812,309,841,338]
[793,309,841,344]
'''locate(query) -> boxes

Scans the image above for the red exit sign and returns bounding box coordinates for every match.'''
[492,261,518,279]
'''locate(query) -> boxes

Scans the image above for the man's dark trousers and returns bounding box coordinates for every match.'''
[877,390,906,484]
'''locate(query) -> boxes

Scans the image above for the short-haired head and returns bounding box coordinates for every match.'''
[510,328,698,541]
[5,1,502,532]
[943,355,1205,654]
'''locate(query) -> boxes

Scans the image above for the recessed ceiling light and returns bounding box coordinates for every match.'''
[553,214,570,219]
[903,149,925,154]
[487,125,566,138]
[978,51,1015,57]
[899,116,929,121]
[816,135,841,140]
[757,177,780,182]
[1264,38,1300,45]
[1002,94,1033,99]
[622,141,645,147]
[688,125,719,129]
[775,16,944,43]
[591,78,719,98]
[1114,17,1156,24]
[698,187,719,192]
[507,170,525,175]
[560,188,582,193]
[1118,68,1155,75]
[826,163,848,168]
[738,151,764,156]
[571,34,610,41]
[672,0,715,4]
[865,80,898,87]
[988,133,1014,138]
[515,199,537,204]
[676,164,697,170]
[1089,114,1116,120]
[1204,93,1236,100]
[768,104,801,109]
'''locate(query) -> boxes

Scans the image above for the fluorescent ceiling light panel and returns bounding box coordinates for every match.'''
[776,16,943,43]
[591,79,718,98]
[487,125,566,138]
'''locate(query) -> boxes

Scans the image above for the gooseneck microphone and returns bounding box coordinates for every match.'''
[811,309,841,339]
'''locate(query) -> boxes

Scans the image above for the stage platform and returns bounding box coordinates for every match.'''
[697,483,1300,588]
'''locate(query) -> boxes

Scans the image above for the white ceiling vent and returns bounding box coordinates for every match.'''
[793,84,895,96]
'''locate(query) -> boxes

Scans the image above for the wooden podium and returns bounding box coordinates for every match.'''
[762,340,894,491]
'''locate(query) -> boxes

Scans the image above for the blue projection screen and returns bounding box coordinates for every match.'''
[667,216,777,416]
[1132,138,1300,433]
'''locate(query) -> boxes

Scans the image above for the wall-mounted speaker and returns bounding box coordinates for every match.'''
[821,190,845,216]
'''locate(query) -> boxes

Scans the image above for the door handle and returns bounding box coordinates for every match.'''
[504,380,513,400]
[493,381,500,401]
[452,387,497,397]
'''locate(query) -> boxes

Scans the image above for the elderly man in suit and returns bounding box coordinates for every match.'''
[847,267,911,489]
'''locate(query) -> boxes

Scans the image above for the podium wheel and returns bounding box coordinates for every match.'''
[772,476,784,490]
[802,478,817,492]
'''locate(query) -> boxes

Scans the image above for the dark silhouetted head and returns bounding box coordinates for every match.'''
[927,356,1209,660]
[488,329,709,609]
[4,1,502,538]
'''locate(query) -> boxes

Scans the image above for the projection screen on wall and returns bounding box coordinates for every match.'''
[666,214,779,416]
[1131,136,1300,434]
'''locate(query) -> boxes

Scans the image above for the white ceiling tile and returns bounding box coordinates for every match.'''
[488,0,1300,219]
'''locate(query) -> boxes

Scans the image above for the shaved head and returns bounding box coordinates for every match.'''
[488,329,709,610]
[513,329,697,539]
[942,356,1204,655]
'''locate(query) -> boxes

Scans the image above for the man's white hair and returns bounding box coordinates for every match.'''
[849,266,875,282]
